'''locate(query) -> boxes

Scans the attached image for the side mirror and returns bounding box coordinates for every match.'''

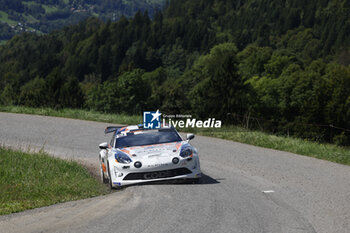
[186,133,195,141]
[99,142,108,150]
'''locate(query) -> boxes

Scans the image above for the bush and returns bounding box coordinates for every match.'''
[19,77,46,107]
[333,132,349,146]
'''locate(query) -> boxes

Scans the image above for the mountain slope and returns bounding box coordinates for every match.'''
[0,0,349,145]
[0,0,165,41]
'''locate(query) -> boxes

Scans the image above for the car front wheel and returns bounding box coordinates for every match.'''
[100,163,109,184]
[107,161,119,190]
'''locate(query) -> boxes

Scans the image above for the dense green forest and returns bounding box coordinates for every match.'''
[0,0,164,41]
[0,0,349,145]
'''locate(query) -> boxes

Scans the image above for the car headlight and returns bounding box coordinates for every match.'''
[115,151,132,164]
[180,144,193,158]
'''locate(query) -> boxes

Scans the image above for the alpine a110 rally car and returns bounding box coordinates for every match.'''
[99,124,201,188]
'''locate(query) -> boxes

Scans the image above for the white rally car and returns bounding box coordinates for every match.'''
[99,124,201,188]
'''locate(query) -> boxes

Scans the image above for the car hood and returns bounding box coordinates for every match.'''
[117,141,184,159]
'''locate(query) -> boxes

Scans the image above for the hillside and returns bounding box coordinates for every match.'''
[0,0,349,145]
[0,0,165,42]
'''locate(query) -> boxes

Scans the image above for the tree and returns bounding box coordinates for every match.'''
[116,69,151,114]
[0,83,17,105]
[59,76,84,108]
[19,77,46,107]
[189,43,250,120]
[238,45,273,80]
[322,63,350,142]
[45,68,65,108]
[142,67,168,109]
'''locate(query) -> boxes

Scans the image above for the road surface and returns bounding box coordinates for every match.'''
[0,112,349,233]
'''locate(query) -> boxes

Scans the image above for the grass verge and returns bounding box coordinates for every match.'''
[0,105,349,166]
[0,105,142,125]
[187,126,350,166]
[0,147,108,215]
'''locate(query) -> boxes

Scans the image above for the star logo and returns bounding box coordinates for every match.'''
[143,110,162,129]
[150,110,162,122]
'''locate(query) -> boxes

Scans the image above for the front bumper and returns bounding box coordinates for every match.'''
[109,156,201,187]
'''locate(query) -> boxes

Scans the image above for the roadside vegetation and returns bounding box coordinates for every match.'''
[1,106,349,166]
[1,1,349,146]
[0,105,142,125]
[188,127,350,166]
[0,147,109,215]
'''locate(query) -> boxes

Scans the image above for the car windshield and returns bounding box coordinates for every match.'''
[115,129,182,148]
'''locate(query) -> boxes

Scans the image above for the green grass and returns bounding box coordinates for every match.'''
[21,1,37,7]
[22,2,58,14]
[123,0,165,4]
[41,4,59,14]
[187,126,350,165]
[0,105,349,166]
[0,11,17,25]
[0,147,109,215]
[22,14,39,24]
[0,105,142,125]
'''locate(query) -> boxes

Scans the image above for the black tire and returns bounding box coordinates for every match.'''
[107,162,114,189]
[107,162,123,190]
[100,163,109,184]
[99,156,109,184]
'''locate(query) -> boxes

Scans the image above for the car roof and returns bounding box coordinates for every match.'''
[117,124,174,136]
[104,124,173,138]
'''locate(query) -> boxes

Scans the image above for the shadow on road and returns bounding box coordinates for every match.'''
[124,173,221,189]
[197,173,221,185]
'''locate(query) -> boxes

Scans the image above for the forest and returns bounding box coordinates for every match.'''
[0,0,164,40]
[0,0,349,145]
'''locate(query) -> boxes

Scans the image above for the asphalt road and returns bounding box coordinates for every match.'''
[0,112,349,233]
